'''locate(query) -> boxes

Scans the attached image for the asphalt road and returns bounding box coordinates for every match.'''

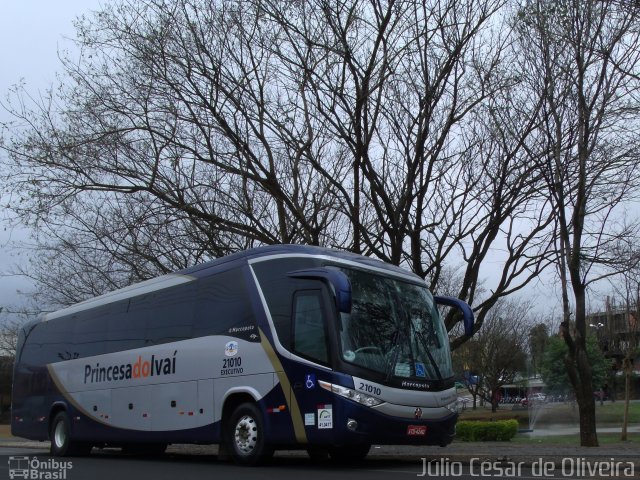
[1,447,637,480]
[0,447,428,480]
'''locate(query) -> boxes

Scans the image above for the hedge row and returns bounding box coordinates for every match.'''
[456,419,519,442]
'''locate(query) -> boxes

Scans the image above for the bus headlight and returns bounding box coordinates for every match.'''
[318,380,383,407]
[444,399,461,414]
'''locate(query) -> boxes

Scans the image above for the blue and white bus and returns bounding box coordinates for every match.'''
[11,245,474,465]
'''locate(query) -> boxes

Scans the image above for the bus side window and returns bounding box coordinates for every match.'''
[292,290,328,365]
[73,310,108,357]
[144,284,195,345]
[193,268,255,337]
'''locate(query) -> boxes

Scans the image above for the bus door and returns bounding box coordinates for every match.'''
[288,284,338,438]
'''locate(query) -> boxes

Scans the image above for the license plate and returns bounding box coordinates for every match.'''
[407,425,427,436]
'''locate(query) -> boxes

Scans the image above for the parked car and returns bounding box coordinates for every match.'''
[521,393,546,406]
[529,393,546,401]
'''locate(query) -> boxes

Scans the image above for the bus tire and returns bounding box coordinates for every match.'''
[226,402,273,466]
[50,412,92,457]
[328,443,370,463]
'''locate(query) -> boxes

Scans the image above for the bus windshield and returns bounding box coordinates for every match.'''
[337,267,453,381]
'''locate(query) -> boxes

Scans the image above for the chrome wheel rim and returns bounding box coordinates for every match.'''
[54,420,66,449]
[233,415,258,455]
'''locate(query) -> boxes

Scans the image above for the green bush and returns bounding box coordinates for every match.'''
[456,419,519,441]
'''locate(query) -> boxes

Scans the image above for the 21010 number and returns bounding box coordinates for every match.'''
[223,357,242,369]
[358,382,381,396]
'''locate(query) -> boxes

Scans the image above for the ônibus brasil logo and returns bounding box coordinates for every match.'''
[8,456,72,480]
[84,351,177,384]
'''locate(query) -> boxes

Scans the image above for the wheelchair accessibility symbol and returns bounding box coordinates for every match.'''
[305,374,316,390]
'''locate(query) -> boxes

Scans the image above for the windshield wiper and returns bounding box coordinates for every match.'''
[385,312,425,383]
[384,326,402,383]
[411,320,443,381]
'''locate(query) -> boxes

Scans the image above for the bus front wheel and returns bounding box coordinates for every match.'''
[226,402,273,466]
[50,412,92,457]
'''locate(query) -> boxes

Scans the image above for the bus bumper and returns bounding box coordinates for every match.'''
[306,397,458,447]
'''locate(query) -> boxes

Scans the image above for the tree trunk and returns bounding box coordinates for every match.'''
[562,347,599,446]
[621,356,632,441]
[561,287,599,446]
[576,292,599,446]
[577,394,598,446]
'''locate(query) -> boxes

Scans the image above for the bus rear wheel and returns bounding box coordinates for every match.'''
[226,402,273,466]
[50,412,92,457]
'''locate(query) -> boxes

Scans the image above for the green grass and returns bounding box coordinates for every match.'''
[594,401,640,424]
[458,400,640,427]
[459,406,529,425]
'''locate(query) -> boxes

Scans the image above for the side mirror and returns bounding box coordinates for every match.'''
[287,268,352,313]
[433,296,475,337]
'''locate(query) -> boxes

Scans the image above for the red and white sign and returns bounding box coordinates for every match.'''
[407,425,427,436]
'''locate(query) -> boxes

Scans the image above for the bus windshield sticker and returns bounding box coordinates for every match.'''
[304,413,315,426]
[317,404,333,429]
[305,374,316,390]
[415,362,426,377]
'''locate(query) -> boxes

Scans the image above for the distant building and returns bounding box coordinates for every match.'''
[588,299,639,364]
[498,375,545,402]
[587,298,640,399]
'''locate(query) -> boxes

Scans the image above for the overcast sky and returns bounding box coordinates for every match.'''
[0,1,104,310]
[0,0,564,317]
[0,1,602,320]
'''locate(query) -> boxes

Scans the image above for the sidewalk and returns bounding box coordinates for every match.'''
[527,424,640,437]
[378,442,640,467]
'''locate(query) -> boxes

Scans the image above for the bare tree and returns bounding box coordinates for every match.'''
[618,294,639,442]
[1,0,561,360]
[607,248,640,441]
[1,1,545,311]
[515,0,640,446]
[454,299,530,412]
[0,308,38,414]
[0,306,37,357]
[1,0,351,307]
[260,0,556,348]
[529,322,550,375]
